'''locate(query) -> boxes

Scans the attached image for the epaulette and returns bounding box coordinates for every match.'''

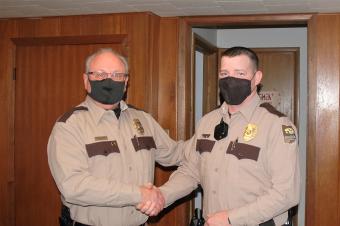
[57,106,88,123]
[259,102,285,118]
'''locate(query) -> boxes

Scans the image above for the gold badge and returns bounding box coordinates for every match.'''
[133,118,144,135]
[282,125,296,143]
[243,123,257,142]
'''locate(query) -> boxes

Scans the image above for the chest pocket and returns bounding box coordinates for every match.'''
[85,140,120,158]
[226,141,260,161]
[196,139,215,154]
[131,136,156,151]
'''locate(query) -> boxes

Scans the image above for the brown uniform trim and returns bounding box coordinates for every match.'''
[131,136,156,151]
[85,140,120,158]
[196,139,215,154]
[226,141,260,161]
[259,102,285,118]
[58,106,88,123]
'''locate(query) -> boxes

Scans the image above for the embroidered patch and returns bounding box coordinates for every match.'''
[282,125,296,143]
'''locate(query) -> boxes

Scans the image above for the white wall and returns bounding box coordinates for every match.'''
[217,27,307,226]
[195,51,204,126]
[193,28,217,46]
[194,51,204,209]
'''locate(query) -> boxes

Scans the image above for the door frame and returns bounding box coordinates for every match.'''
[193,33,218,134]
[194,33,218,116]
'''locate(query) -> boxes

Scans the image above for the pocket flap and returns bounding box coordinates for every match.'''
[196,139,215,154]
[131,136,156,151]
[226,142,260,161]
[85,140,120,157]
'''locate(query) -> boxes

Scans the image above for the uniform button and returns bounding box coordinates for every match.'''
[214,168,218,172]
[129,166,132,171]
[111,141,116,146]
[104,150,108,154]
[131,210,134,214]
[212,190,216,195]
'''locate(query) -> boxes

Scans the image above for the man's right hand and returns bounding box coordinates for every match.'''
[136,183,165,216]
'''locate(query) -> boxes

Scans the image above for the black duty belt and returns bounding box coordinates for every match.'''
[60,204,145,226]
[73,222,145,226]
[73,222,90,226]
[59,204,91,226]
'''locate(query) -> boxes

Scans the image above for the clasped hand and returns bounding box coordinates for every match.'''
[136,183,165,216]
[205,211,231,226]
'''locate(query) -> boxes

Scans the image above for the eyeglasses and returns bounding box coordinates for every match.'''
[87,71,128,81]
[214,118,229,140]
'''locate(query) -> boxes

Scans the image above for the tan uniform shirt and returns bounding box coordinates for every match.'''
[161,94,300,226]
[48,96,184,226]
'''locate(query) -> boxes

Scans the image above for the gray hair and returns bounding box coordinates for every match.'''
[85,48,129,73]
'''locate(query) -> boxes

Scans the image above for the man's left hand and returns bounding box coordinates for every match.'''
[205,210,231,226]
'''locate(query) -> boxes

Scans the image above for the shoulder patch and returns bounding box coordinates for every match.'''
[259,102,285,117]
[282,125,296,143]
[58,106,88,123]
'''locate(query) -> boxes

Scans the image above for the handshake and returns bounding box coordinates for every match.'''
[136,183,165,216]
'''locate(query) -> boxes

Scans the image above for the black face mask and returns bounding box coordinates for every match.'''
[88,79,125,105]
[219,77,251,105]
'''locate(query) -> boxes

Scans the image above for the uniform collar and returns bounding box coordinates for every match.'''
[220,102,229,117]
[85,95,128,124]
[220,94,260,122]
[238,93,260,122]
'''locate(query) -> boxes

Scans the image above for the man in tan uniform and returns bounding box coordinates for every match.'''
[48,48,184,226]
[152,47,300,226]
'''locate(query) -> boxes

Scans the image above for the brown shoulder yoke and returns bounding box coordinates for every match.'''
[259,102,285,118]
[57,106,88,123]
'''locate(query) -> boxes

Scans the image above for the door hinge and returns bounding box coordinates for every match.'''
[12,68,16,80]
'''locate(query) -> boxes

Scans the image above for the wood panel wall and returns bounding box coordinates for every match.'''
[2,11,340,226]
[154,17,190,226]
[306,13,340,226]
[0,19,17,226]
[0,12,186,226]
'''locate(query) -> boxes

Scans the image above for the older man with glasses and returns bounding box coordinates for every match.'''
[47,48,185,226]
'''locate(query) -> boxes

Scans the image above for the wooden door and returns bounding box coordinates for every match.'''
[14,39,126,226]
[256,48,299,124]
